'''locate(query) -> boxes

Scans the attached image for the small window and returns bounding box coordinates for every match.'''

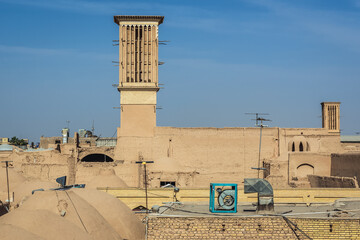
[299,142,304,152]
[55,140,61,144]
[160,181,176,188]
[292,142,295,152]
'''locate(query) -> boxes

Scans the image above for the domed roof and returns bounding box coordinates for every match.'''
[13,180,58,206]
[86,168,128,189]
[0,223,42,240]
[0,209,91,240]
[72,188,145,240]
[18,190,123,240]
[0,168,26,193]
[0,144,13,151]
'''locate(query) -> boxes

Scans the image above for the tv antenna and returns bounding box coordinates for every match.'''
[245,113,272,178]
[159,40,170,45]
[112,40,119,46]
[66,120,70,129]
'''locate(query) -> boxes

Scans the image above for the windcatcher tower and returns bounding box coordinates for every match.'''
[114,16,164,137]
[321,102,340,134]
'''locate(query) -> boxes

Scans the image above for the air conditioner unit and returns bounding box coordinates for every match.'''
[209,183,237,213]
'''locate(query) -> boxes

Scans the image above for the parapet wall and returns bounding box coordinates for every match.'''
[147,216,360,239]
[308,174,358,188]
[101,188,360,210]
[331,153,360,185]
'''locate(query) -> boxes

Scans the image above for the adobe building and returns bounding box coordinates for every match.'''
[110,15,358,189]
[3,15,360,189]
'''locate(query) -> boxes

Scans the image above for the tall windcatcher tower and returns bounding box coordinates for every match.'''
[114,16,164,137]
[321,102,340,133]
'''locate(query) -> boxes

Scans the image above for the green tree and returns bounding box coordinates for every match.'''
[9,136,27,146]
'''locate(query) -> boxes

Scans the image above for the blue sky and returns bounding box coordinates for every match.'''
[1,0,360,142]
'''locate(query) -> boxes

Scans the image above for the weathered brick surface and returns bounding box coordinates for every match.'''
[147,217,296,239]
[291,218,360,240]
[147,216,360,239]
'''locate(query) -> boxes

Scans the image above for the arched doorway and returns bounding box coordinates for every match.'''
[81,154,114,162]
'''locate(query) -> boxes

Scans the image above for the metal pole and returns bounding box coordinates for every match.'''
[144,163,148,213]
[5,161,10,204]
[135,160,153,214]
[258,125,263,178]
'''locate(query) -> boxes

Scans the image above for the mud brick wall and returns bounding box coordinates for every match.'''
[147,216,360,240]
[291,218,360,239]
[147,217,296,239]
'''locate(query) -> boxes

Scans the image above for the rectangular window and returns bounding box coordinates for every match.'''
[160,181,176,187]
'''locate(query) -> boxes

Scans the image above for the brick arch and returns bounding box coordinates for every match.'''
[78,147,115,161]
[81,153,114,162]
[296,163,314,179]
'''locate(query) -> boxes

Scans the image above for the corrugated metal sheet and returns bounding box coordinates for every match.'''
[341,135,360,143]
[96,138,117,147]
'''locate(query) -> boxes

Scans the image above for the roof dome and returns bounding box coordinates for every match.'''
[0,209,91,240]
[72,188,145,240]
[18,190,123,240]
[0,223,41,240]
[13,180,58,206]
[86,168,128,189]
[0,169,26,194]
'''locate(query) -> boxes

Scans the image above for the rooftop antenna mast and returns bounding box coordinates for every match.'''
[2,160,14,207]
[135,159,154,214]
[91,120,95,135]
[245,113,272,178]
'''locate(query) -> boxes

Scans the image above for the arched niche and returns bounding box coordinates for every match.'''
[296,163,314,179]
[81,154,114,162]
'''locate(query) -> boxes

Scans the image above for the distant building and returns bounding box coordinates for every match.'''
[0,138,9,145]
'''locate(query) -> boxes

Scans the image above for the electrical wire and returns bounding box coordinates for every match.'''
[64,190,89,233]
[156,205,360,218]
[282,216,312,240]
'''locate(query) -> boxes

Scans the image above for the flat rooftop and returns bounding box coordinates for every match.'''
[151,198,360,218]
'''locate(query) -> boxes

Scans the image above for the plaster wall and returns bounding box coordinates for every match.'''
[114,126,341,188]
[341,142,360,152]
[119,105,156,137]
[1,126,350,189]
[288,153,331,183]
[8,150,70,182]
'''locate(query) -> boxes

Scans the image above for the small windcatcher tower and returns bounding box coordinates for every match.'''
[114,16,164,137]
[321,102,340,133]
